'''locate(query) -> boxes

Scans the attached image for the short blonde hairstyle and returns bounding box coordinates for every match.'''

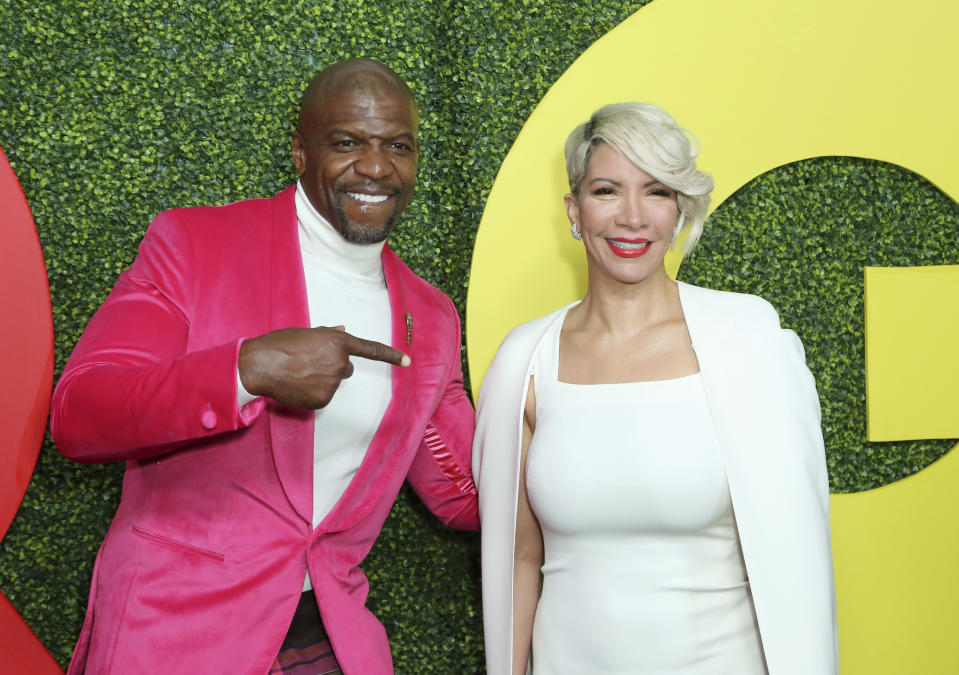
[564,102,714,255]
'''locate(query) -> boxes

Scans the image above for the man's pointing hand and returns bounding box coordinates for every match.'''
[238,326,410,410]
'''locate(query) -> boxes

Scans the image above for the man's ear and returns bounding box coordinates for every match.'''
[291,131,306,175]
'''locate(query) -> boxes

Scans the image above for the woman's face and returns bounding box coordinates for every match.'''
[565,142,679,288]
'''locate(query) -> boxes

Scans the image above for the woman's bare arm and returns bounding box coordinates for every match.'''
[513,379,544,675]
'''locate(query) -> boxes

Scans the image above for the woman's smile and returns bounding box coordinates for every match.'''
[605,237,652,258]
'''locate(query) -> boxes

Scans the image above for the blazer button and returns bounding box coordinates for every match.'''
[201,410,218,430]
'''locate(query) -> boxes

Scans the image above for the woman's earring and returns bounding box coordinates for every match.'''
[672,211,686,245]
[571,222,583,240]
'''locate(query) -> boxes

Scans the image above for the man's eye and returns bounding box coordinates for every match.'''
[391,142,413,152]
[335,139,357,149]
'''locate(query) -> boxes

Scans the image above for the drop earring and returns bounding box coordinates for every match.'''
[571,222,583,240]
[672,210,686,245]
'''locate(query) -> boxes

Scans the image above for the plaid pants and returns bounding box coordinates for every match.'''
[269,591,343,675]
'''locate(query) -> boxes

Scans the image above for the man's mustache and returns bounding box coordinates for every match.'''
[338,181,403,196]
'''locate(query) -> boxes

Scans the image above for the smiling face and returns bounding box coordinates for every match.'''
[292,65,419,244]
[565,142,680,288]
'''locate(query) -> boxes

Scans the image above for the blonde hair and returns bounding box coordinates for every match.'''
[564,102,714,255]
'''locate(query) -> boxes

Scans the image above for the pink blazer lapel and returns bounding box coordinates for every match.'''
[313,247,419,533]
[265,186,314,528]
[379,246,417,459]
[260,194,419,533]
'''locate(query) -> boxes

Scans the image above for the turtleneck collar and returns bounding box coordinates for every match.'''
[295,180,386,280]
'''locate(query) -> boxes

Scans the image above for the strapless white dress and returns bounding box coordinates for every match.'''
[524,326,768,674]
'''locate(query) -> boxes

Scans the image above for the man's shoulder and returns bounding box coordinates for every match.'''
[148,187,294,236]
[383,248,457,315]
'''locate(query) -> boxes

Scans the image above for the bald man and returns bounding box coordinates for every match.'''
[51,58,479,675]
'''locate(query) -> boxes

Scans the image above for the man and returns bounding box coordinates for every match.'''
[50,58,478,674]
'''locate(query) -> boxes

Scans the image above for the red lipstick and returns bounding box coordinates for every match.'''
[605,237,651,258]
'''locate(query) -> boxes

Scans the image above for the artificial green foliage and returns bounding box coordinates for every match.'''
[680,158,959,492]
[0,0,651,669]
[1,0,957,671]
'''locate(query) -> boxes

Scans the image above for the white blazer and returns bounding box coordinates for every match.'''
[472,281,838,675]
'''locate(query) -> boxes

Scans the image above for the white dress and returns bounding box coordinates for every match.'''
[524,325,768,674]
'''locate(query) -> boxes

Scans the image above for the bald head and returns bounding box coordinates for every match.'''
[291,58,421,245]
[299,58,416,132]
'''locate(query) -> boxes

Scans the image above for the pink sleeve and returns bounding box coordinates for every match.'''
[405,298,479,531]
[50,213,265,464]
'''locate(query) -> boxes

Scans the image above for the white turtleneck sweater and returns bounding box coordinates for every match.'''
[238,181,393,591]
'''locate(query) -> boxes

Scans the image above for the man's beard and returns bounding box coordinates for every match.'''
[332,195,400,245]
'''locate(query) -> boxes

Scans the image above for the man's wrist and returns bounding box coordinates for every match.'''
[237,367,260,407]
[237,338,263,405]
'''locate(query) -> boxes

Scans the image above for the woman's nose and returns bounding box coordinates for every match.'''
[622,194,646,228]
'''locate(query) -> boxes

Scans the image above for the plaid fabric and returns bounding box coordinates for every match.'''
[269,641,341,675]
[270,591,343,675]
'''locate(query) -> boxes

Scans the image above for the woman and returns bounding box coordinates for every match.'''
[472,103,837,674]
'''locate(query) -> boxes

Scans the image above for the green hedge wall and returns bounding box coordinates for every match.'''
[681,158,959,493]
[1,0,956,671]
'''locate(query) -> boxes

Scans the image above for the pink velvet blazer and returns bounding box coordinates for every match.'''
[50,185,479,674]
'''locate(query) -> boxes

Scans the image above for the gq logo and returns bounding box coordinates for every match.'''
[467,0,959,673]
[0,146,59,671]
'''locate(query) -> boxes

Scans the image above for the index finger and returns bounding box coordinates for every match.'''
[342,333,411,367]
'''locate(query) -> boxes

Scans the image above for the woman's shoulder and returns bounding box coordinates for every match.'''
[496,303,575,357]
[679,281,782,331]
[479,304,574,399]
[679,282,811,370]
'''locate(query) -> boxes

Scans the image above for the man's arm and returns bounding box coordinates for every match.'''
[50,213,264,463]
[51,211,408,464]
[405,297,479,531]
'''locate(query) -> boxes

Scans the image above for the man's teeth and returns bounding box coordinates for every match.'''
[348,192,389,203]
[609,240,651,250]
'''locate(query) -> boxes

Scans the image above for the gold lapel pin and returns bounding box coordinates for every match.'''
[405,312,413,345]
